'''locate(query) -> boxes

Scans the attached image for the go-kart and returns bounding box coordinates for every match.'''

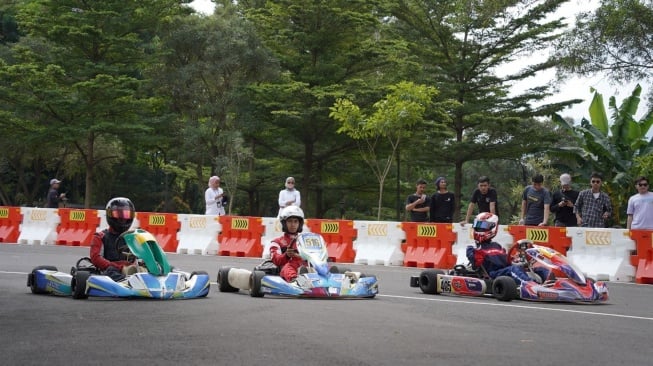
[217,232,378,298]
[27,229,210,299]
[410,239,608,303]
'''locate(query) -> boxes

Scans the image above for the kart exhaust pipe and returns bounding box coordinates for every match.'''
[228,268,252,290]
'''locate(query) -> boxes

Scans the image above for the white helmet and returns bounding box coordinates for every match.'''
[279,206,304,233]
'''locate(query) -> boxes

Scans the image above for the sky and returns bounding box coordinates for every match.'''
[189,0,647,123]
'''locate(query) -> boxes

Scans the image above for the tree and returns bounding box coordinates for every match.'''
[1,0,190,208]
[556,0,653,87]
[552,84,653,225]
[381,0,580,220]
[331,81,445,219]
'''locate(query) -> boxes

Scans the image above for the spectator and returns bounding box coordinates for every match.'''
[430,176,455,223]
[204,176,226,216]
[278,176,301,217]
[45,178,66,208]
[461,176,498,226]
[575,172,612,228]
[519,174,551,226]
[405,178,430,222]
[550,173,579,227]
[626,176,653,230]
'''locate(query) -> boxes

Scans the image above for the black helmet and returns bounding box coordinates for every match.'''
[106,197,135,233]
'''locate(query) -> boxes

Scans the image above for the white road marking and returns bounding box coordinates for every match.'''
[379,294,653,321]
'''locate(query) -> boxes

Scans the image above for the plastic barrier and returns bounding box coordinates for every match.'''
[566,227,635,282]
[304,219,357,263]
[261,217,282,259]
[353,221,405,266]
[402,222,457,268]
[629,230,653,284]
[176,214,221,255]
[0,206,22,243]
[506,225,571,256]
[136,212,180,253]
[217,216,265,257]
[55,208,101,246]
[17,208,60,245]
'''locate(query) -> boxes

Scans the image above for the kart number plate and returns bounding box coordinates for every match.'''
[439,278,452,293]
[303,237,323,250]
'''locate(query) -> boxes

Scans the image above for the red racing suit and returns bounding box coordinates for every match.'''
[270,233,305,282]
[89,228,132,271]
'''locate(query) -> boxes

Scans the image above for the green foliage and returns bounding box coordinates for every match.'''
[553,84,653,225]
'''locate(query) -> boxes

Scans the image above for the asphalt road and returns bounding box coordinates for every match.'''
[1,244,651,366]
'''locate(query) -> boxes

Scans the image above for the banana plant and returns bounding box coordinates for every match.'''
[553,84,653,226]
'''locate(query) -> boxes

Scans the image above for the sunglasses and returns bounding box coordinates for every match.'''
[287,181,295,184]
[591,180,601,184]
[638,183,649,187]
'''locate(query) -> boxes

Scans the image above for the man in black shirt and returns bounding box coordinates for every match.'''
[550,173,579,227]
[462,176,498,225]
[405,179,430,222]
[430,176,455,223]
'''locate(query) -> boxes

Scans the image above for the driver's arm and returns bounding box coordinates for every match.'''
[89,232,128,271]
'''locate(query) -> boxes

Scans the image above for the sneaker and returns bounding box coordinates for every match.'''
[122,265,138,276]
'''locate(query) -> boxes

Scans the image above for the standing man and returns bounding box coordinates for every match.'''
[278,176,301,217]
[550,173,579,227]
[205,176,226,216]
[46,178,66,208]
[627,176,653,230]
[461,176,498,225]
[430,176,455,223]
[518,174,551,226]
[405,179,430,222]
[575,172,612,228]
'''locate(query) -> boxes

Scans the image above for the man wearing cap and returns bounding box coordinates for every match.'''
[46,179,66,208]
[550,173,579,227]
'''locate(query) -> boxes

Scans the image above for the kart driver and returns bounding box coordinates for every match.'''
[466,212,533,285]
[89,197,138,280]
[270,206,306,283]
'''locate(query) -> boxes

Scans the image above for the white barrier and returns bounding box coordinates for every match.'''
[17,208,60,245]
[176,214,221,255]
[353,220,405,266]
[566,227,636,282]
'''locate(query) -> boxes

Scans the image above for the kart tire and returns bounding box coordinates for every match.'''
[492,276,517,302]
[217,267,239,293]
[190,271,210,297]
[28,265,58,294]
[72,271,90,300]
[329,265,340,274]
[419,269,445,295]
[249,270,266,298]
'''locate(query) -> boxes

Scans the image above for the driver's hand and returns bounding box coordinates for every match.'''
[286,248,298,257]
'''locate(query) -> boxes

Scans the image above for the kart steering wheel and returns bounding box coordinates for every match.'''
[116,230,136,261]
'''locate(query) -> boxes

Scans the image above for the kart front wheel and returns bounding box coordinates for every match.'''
[217,267,239,292]
[28,265,58,294]
[492,276,517,302]
[72,271,90,300]
[249,270,266,298]
[419,269,445,295]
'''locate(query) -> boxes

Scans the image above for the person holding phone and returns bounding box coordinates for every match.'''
[550,173,579,227]
[405,178,430,222]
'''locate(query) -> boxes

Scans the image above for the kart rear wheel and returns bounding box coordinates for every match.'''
[28,265,58,294]
[419,269,445,295]
[217,267,239,292]
[249,270,266,298]
[72,271,90,300]
[492,276,517,301]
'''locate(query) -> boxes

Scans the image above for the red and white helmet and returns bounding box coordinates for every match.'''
[472,212,499,243]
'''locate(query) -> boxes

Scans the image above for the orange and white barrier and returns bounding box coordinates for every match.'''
[402,222,457,268]
[218,216,265,257]
[176,214,221,255]
[566,227,636,282]
[17,208,60,245]
[0,206,22,243]
[55,208,101,246]
[353,221,405,266]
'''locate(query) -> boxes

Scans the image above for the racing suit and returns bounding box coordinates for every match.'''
[466,241,532,284]
[270,233,305,282]
[90,228,133,279]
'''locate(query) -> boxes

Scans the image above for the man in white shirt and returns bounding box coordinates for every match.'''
[278,176,301,216]
[205,176,226,216]
[627,176,653,230]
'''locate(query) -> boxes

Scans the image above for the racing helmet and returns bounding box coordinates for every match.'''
[279,206,304,233]
[472,212,499,243]
[106,197,135,234]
